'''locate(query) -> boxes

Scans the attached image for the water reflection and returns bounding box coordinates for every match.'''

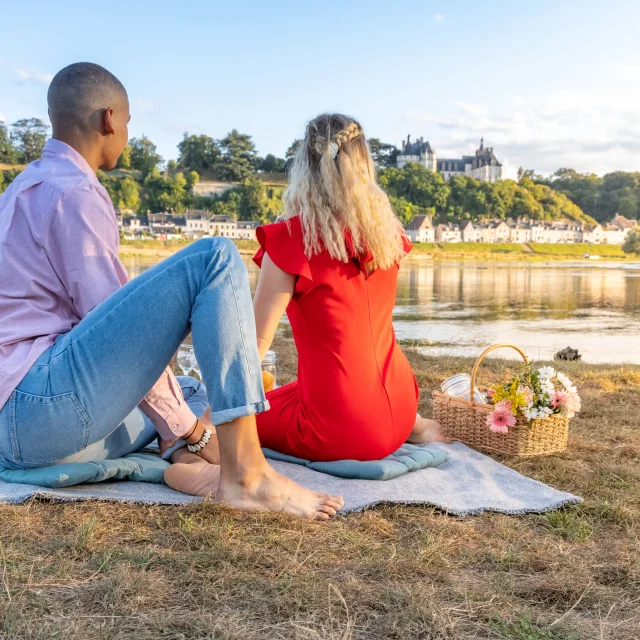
[122,256,640,364]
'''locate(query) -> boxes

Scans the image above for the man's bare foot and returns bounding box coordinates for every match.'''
[216,464,344,521]
[164,449,221,497]
[407,414,453,444]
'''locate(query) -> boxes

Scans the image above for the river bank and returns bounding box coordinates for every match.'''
[119,238,632,262]
[0,338,638,638]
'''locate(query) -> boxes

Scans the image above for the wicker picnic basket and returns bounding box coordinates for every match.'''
[432,344,569,457]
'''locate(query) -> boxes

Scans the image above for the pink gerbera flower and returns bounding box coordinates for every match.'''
[486,406,516,433]
[551,390,568,409]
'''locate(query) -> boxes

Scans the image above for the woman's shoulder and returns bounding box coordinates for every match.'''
[259,216,303,236]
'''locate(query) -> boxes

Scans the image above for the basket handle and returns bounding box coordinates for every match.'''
[468,344,529,407]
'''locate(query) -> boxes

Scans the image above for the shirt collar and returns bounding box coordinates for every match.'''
[43,138,99,181]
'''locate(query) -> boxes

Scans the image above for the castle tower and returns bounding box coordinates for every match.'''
[424,139,436,172]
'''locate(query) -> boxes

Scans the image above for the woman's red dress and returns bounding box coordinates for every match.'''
[253,216,418,462]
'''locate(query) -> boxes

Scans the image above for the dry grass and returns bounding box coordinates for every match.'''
[1,336,638,639]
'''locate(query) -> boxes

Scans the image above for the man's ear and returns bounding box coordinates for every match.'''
[103,108,116,136]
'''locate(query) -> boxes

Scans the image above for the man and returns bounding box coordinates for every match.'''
[0,62,342,520]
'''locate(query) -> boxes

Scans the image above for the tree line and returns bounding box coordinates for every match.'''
[519,168,640,224]
[3,116,639,227]
[379,164,596,226]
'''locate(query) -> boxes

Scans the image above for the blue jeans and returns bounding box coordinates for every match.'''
[0,238,268,471]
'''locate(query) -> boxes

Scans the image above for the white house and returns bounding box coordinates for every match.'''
[602,225,627,245]
[209,215,237,238]
[237,220,260,240]
[509,222,532,243]
[493,221,511,242]
[460,221,482,242]
[479,223,496,243]
[405,215,435,243]
[435,222,462,243]
[582,224,604,244]
[186,217,209,236]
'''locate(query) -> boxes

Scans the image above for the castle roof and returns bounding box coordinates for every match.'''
[401,135,434,157]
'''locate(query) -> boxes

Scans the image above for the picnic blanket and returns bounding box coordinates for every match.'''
[0,441,581,515]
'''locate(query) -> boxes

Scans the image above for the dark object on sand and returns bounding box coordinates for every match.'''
[555,347,582,361]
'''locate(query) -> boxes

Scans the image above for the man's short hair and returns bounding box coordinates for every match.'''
[47,62,128,128]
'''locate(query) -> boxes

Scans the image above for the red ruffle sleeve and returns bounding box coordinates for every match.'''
[253,217,313,282]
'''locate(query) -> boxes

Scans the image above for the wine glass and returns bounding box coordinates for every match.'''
[175,344,201,380]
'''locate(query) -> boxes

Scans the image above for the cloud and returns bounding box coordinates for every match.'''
[15,68,54,85]
[0,113,5,124]
[403,88,640,178]
[615,65,640,81]
[434,13,445,22]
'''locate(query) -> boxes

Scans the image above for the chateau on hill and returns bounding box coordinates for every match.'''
[396,136,502,183]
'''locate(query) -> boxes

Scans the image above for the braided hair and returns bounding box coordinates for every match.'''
[282,113,407,270]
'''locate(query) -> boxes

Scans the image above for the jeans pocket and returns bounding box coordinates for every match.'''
[9,390,92,466]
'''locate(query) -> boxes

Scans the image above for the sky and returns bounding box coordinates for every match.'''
[2,0,640,180]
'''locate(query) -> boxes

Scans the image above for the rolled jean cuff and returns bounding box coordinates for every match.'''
[161,400,270,461]
[212,399,270,428]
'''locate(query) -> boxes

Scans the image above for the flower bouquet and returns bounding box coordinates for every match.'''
[433,344,578,457]
[486,365,581,434]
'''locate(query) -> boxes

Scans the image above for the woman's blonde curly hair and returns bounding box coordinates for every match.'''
[282,113,406,269]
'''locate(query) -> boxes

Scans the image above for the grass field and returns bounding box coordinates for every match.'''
[119,238,633,263]
[408,241,630,260]
[0,336,638,639]
[528,243,627,258]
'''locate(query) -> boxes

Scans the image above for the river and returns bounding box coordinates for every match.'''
[122,256,640,365]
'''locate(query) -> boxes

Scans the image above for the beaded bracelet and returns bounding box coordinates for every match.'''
[187,428,213,454]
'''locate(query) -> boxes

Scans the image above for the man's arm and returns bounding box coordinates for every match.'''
[44,185,197,441]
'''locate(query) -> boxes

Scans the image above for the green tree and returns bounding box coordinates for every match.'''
[185,170,199,190]
[10,118,49,163]
[219,130,257,181]
[177,134,221,173]
[379,163,450,211]
[240,175,268,221]
[116,144,132,170]
[0,169,20,194]
[142,169,190,213]
[129,136,162,174]
[517,167,541,183]
[284,139,303,170]
[260,154,286,173]
[623,229,640,254]
[117,177,140,210]
[0,122,20,164]
[368,138,399,169]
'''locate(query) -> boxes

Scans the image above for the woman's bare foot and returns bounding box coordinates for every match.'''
[406,414,453,444]
[165,438,344,521]
[164,449,221,497]
[216,465,344,521]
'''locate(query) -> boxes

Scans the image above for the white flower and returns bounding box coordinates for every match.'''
[538,366,556,380]
[524,407,539,420]
[557,372,577,393]
[566,392,581,418]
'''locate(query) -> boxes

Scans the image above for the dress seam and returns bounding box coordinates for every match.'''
[364,279,396,444]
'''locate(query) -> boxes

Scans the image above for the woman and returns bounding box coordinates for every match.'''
[252,113,449,462]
